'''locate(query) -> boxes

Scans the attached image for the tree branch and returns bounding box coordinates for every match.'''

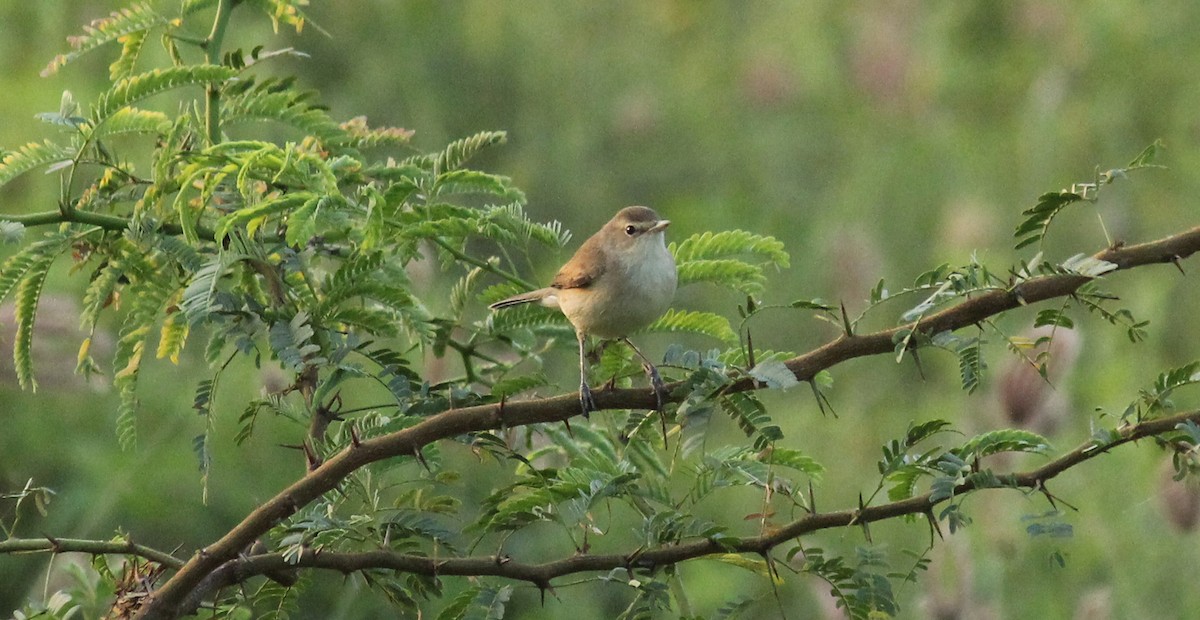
[0,208,216,241]
[0,536,184,569]
[136,225,1200,618]
[181,408,1200,607]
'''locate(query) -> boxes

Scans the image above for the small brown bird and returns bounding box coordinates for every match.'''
[489,206,677,415]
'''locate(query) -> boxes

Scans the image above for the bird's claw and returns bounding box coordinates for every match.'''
[579,381,596,419]
[644,363,667,412]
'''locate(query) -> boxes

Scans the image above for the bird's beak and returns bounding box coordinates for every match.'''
[649,220,671,233]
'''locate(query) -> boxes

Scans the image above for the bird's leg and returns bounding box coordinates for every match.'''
[578,332,596,418]
[623,338,667,412]
[623,338,670,445]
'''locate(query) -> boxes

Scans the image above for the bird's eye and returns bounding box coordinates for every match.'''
[624,225,637,236]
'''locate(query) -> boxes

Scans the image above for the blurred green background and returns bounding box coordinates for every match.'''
[3,1,1200,618]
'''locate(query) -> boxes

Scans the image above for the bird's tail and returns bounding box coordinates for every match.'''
[488,288,552,310]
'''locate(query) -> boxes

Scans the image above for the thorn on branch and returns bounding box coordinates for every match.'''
[840,301,854,336]
[303,440,322,472]
[413,447,431,473]
[925,508,944,542]
[625,546,650,571]
[283,495,301,517]
[349,423,362,448]
[911,349,926,381]
[761,551,779,581]
[1172,255,1186,275]
[496,395,507,427]
[1038,482,1079,512]
[854,493,873,543]
[43,533,62,553]
[746,326,756,370]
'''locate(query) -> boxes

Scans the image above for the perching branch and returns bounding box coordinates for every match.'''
[136,224,1200,618]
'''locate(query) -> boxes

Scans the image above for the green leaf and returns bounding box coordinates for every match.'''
[12,258,54,391]
[1013,191,1084,250]
[954,429,1051,460]
[156,305,190,364]
[432,169,526,203]
[0,140,74,188]
[931,331,986,394]
[462,585,512,620]
[1033,308,1074,329]
[670,230,789,268]
[180,254,228,324]
[434,130,507,175]
[748,359,799,389]
[760,447,824,478]
[92,64,239,123]
[215,192,314,240]
[676,259,767,294]
[269,312,322,370]
[719,393,783,449]
[1127,139,1165,169]
[111,269,177,449]
[1126,361,1200,420]
[87,107,171,140]
[479,203,569,247]
[284,194,327,247]
[712,595,757,620]
[222,76,350,147]
[109,28,149,80]
[41,2,168,77]
[647,308,736,342]
[491,373,550,399]
[790,298,836,311]
[340,115,416,149]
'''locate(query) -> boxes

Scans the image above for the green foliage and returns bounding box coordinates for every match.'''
[436,585,512,620]
[648,308,737,342]
[1013,140,1164,250]
[671,230,789,294]
[93,64,240,123]
[40,2,169,78]
[1124,362,1200,422]
[2,4,1194,620]
[0,140,74,188]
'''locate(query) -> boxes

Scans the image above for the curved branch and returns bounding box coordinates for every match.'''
[0,536,184,569]
[183,408,1200,606]
[136,225,1200,618]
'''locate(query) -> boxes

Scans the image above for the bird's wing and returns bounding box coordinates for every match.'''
[551,238,605,290]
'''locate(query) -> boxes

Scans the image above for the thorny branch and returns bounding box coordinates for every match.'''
[118,224,1200,617]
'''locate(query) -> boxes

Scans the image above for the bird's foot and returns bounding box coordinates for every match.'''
[643,363,668,412]
[579,381,597,419]
[643,362,671,446]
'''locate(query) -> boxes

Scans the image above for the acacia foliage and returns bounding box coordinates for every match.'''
[0,3,1197,620]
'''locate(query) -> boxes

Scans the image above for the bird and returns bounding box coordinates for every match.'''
[489,206,677,416]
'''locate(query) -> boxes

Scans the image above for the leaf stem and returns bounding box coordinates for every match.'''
[430,237,536,290]
[203,0,234,146]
